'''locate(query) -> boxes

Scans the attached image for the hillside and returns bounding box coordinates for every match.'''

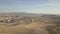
[0,12,60,34]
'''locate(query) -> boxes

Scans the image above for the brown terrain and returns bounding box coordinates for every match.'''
[0,13,60,34]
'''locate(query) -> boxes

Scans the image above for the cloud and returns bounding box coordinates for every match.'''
[48,0,60,6]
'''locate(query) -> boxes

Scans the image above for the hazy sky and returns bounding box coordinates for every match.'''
[0,0,60,14]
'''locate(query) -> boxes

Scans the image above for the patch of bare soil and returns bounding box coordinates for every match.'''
[0,22,50,34]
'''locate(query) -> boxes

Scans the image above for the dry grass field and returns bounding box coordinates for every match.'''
[0,22,50,34]
[0,14,60,34]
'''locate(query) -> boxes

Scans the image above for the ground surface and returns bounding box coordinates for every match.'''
[0,22,51,34]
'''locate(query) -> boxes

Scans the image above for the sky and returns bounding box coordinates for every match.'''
[0,0,60,14]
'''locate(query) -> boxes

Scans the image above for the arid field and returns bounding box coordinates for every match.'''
[0,14,60,34]
[0,22,50,34]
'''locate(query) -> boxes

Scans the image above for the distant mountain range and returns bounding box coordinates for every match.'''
[0,12,42,16]
[0,12,60,17]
